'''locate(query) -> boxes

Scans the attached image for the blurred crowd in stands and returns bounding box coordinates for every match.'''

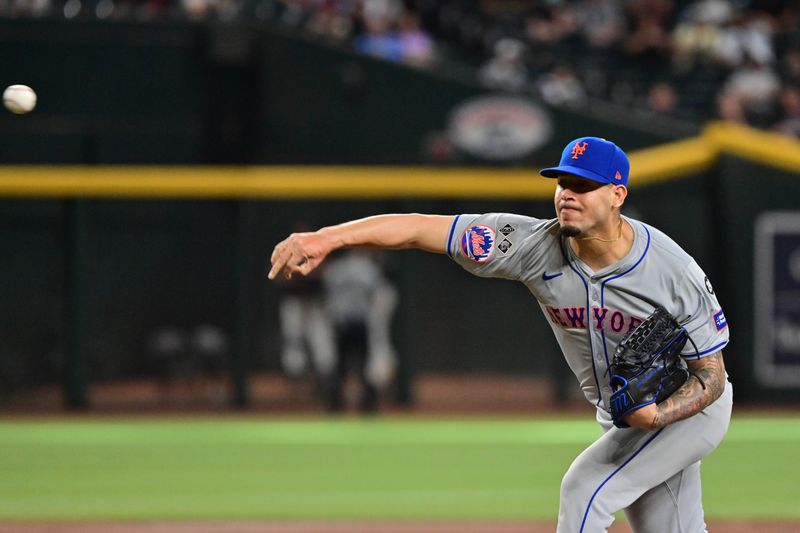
[3,0,800,137]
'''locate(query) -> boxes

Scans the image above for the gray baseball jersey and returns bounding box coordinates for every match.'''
[446,212,733,532]
[446,213,728,411]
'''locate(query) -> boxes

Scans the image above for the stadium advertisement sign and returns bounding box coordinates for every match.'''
[755,212,800,387]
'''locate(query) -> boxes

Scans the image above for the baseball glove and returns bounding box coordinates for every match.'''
[609,306,690,428]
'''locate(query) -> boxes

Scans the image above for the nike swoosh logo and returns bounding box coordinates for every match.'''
[542,272,563,281]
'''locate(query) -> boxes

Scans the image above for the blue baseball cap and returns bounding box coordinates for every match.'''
[540,137,630,187]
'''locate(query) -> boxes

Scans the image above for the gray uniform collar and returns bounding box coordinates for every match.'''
[560,216,647,280]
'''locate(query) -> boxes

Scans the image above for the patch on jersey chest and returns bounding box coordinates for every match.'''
[497,239,513,254]
[499,223,515,236]
[461,225,496,262]
[713,309,727,331]
[495,224,519,257]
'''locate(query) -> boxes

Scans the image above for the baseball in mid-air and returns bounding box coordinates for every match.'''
[3,84,37,114]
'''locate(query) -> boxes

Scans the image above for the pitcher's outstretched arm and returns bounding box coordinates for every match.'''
[268,214,454,280]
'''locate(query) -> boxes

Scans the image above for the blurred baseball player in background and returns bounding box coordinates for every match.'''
[276,248,397,413]
[269,137,732,532]
[321,249,398,413]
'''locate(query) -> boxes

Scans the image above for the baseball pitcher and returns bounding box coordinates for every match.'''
[269,136,732,533]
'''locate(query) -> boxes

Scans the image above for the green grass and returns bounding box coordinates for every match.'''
[0,415,797,521]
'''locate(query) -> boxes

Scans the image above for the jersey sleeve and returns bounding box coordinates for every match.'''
[675,260,729,358]
[446,213,544,282]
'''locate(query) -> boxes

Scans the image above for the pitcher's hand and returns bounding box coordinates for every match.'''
[268,232,335,280]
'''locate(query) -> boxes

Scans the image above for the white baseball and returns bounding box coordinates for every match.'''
[3,85,37,114]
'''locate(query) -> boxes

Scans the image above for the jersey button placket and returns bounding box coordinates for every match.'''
[589,279,610,403]
[592,288,602,366]
[589,276,600,304]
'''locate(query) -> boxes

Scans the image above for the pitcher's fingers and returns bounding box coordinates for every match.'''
[297,261,313,277]
[268,262,280,280]
[270,240,288,266]
[282,255,307,280]
[269,240,296,279]
[268,262,282,280]
[280,251,315,279]
[298,255,323,276]
[291,252,312,273]
[268,249,290,279]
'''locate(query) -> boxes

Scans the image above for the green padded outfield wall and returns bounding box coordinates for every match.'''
[0,169,720,407]
[1,132,798,406]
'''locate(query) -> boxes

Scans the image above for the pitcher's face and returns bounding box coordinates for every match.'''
[554,174,626,237]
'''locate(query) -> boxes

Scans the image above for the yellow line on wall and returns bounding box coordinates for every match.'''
[0,121,796,199]
[0,166,557,199]
[0,149,713,200]
[703,121,800,172]
[628,136,717,186]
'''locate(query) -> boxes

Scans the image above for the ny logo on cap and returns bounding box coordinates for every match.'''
[570,141,588,160]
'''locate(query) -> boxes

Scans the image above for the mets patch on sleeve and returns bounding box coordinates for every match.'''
[460,225,496,263]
